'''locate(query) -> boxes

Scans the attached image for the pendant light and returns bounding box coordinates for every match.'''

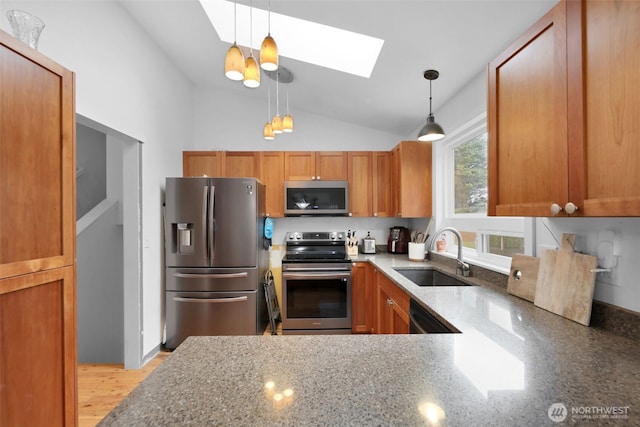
[243,1,260,88]
[263,77,275,140]
[271,70,283,134]
[260,0,278,71]
[283,83,294,133]
[224,2,245,81]
[417,69,445,142]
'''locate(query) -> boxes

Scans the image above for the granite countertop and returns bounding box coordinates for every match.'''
[100,254,639,426]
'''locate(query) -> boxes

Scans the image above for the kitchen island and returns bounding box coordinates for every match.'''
[100,256,639,426]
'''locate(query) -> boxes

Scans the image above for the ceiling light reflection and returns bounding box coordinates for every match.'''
[418,401,446,425]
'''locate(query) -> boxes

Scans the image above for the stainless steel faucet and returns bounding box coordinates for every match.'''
[430,227,470,277]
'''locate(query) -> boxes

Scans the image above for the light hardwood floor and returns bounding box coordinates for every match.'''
[78,351,170,427]
[78,323,280,426]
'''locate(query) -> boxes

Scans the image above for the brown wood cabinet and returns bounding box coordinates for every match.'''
[1,30,77,426]
[391,141,432,218]
[347,152,372,217]
[376,270,409,334]
[260,152,285,217]
[372,151,393,217]
[284,151,348,181]
[488,0,640,217]
[183,151,223,177]
[351,262,375,333]
[224,151,261,178]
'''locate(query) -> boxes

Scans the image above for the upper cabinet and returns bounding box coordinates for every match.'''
[391,141,432,218]
[224,151,260,178]
[284,151,348,181]
[488,0,640,217]
[183,151,223,177]
[347,152,372,217]
[372,151,394,217]
[260,152,285,218]
[488,1,568,216]
[578,0,640,216]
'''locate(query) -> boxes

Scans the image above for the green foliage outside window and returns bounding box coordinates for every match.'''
[454,133,487,214]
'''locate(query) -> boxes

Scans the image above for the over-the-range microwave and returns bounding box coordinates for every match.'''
[284,180,349,216]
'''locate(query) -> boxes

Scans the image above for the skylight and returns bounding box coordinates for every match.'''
[199,0,384,78]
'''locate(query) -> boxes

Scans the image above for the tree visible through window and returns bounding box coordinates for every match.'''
[454,133,487,214]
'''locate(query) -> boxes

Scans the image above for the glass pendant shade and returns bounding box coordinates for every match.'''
[417,115,445,141]
[263,122,275,140]
[224,43,245,81]
[283,114,294,132]
[243,55,260,88]
[272,114,283,134]
[260,34,278,71]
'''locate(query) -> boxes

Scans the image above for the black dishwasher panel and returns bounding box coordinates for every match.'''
[409,299,454,334]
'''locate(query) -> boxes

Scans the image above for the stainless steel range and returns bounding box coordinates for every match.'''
[281,231,352,335]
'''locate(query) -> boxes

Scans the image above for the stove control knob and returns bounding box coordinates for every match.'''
[337,233,344,240]
[295,232,302,240]
[330,232,337,240]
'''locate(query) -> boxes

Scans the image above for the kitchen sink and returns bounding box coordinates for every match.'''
[393,268,470,287]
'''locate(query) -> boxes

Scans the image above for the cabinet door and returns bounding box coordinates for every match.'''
[260,151,285,217]
[347,152,372,217]
[351,262,374,333]
[284,152,315,180]
[576,0,640,215]
[316,152,348,180]
[183,151,224,177]
[372,151,393,217]
[488,2,569,216]
[391,142,432,218]
[0,34,75,279]
[376,271,409,334]
[0,266,77,426]
[224,151,260,178]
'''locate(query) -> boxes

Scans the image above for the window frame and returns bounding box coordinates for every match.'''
[433,112,534,273]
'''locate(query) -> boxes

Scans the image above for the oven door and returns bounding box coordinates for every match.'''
[281,267,351,333]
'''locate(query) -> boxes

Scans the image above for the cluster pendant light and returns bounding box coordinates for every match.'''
[260,0,278,71]
[224,2,245,80]
[263,76,275,140]
[417,69,445,142]
[223,1,290,138]
[265,67,294,140]
[243,1,260,88]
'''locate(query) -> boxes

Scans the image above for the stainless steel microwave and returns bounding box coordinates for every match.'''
[284,180,349,216]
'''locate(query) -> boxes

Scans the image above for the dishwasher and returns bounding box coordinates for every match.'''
[409,299,455,334]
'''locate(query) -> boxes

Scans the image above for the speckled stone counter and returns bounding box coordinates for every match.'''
[100,255,640,426]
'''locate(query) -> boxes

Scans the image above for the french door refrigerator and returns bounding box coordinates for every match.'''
[164,177,268,349]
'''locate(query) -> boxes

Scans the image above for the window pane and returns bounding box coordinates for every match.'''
[487,235,524,257]
[454,133,487,214]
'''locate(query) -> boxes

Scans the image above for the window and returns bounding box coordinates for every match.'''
[433,113,532,273]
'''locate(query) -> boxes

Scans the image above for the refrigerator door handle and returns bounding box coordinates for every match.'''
[208,184,215,263]
[173,296,248,303]
[173,272,249,279]
[201,185,209,259]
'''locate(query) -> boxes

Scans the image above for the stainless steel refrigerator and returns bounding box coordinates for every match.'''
[163,177,268,349]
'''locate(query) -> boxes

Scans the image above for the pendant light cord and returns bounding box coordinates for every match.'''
[249,0,254,55]
[276,71,280,115]
[267,77,271,119]
[233,2,237,43]
[429,80,433,117]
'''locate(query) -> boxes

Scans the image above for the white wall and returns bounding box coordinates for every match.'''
[192,85,403,151]
[419,68,640,313]
[1,0,194,358]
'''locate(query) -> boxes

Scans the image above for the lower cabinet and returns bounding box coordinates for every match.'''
[351,262,375,333]
[376,269,410,334]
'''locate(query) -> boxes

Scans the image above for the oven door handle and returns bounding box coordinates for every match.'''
[283,272,351,279]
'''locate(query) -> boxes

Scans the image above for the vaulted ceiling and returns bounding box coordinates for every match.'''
[120,0,558,137]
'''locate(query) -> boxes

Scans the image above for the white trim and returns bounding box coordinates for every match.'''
[434,112,528,272]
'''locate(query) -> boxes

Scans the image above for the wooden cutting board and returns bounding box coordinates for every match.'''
[507,254,540,302]
[534,234,598,326]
